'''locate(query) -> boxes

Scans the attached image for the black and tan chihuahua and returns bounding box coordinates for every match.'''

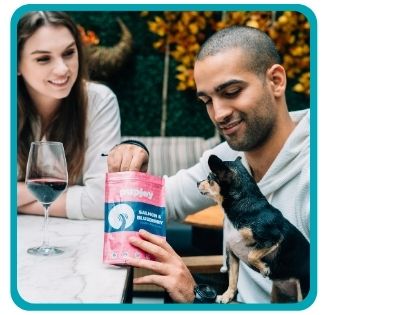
[197,155,310,303]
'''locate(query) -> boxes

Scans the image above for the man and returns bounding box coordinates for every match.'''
[108,26,310,303]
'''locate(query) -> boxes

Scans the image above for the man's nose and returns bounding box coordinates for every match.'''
[212,100,233,123]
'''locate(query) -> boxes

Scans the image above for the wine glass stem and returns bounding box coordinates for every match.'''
[41,204,51,248]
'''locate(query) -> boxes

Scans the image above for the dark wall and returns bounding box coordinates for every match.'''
[69,11,310,137]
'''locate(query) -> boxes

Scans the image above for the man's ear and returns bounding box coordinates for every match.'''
[266,64,286,98]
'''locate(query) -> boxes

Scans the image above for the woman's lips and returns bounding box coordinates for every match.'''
[219,120,242,136]
[48,77,69,87]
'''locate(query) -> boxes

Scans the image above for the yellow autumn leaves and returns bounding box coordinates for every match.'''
[146,11,310,95]
[146,12,212,91]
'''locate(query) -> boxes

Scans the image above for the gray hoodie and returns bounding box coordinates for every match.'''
[165,109,310,303]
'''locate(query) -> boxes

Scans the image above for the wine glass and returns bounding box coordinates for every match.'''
[25,141,68,256]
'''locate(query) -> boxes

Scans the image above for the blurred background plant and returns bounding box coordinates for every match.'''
[70,11,311,137]
[78,19,133,81]
[77,24,100,45]
[145,11,212,91]
[144,11,213,135]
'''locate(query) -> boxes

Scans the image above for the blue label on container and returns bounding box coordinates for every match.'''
[104,201,166,236]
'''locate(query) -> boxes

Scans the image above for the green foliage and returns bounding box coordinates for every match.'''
[68,11,309,137]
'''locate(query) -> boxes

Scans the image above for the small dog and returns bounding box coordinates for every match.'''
[197,155,310,303]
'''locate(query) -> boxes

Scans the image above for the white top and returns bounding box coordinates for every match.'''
[66,82,121,219]
[27,82,121,219]
[165,109,310,303]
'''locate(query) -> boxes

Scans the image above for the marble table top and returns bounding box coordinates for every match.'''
[17,215,131,304]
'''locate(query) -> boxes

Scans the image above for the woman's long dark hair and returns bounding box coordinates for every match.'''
[18,11,88,184]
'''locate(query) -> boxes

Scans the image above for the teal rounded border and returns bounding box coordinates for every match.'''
[10,3,317,311]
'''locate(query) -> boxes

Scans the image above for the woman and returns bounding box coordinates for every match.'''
[17,11,148,219]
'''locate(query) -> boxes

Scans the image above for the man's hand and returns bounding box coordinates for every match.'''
[125,229,196,303]
[107,144,149,172]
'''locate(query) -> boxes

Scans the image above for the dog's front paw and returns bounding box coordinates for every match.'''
[216,289,236,304]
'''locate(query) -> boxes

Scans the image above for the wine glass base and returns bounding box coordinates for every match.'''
[27,246,64,256]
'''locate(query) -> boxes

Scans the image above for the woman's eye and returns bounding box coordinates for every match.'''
[36,56,50,63]
[63,49,75,58]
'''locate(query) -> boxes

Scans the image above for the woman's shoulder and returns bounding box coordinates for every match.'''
[86,81,116,99]
[86,81,118,112]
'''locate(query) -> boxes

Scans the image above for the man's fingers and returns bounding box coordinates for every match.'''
[114,144,135,171]
[133,271,195,303]
[133,274,163,286]
[129,149,149,172]
[107,151,122,172]
[137,229,175,254]
[129,235,170,261]
[107,144,149,172]
[120,152,134,172]
[125,257,168,275]
[139,155,149,172]
[132,274,176,296]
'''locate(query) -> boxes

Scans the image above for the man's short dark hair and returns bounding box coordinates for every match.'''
[197,26,281,76]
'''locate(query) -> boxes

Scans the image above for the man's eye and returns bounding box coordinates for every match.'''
[224,89,241,98]
[199,98,212,106]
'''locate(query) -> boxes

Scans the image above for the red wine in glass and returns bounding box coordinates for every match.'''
[26,179,67,205]
[25,141,68,256]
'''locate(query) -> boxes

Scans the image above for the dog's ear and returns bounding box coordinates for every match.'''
[208,155,225,172]
[235,156,242,162]
[208,155,232,183]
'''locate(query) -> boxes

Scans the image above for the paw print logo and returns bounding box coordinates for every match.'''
[108,204,134,230]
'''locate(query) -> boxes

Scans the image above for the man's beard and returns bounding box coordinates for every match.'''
[222,113,275,151]
[220,94,276,152]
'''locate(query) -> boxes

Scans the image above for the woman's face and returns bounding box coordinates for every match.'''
[18,25,79,106]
